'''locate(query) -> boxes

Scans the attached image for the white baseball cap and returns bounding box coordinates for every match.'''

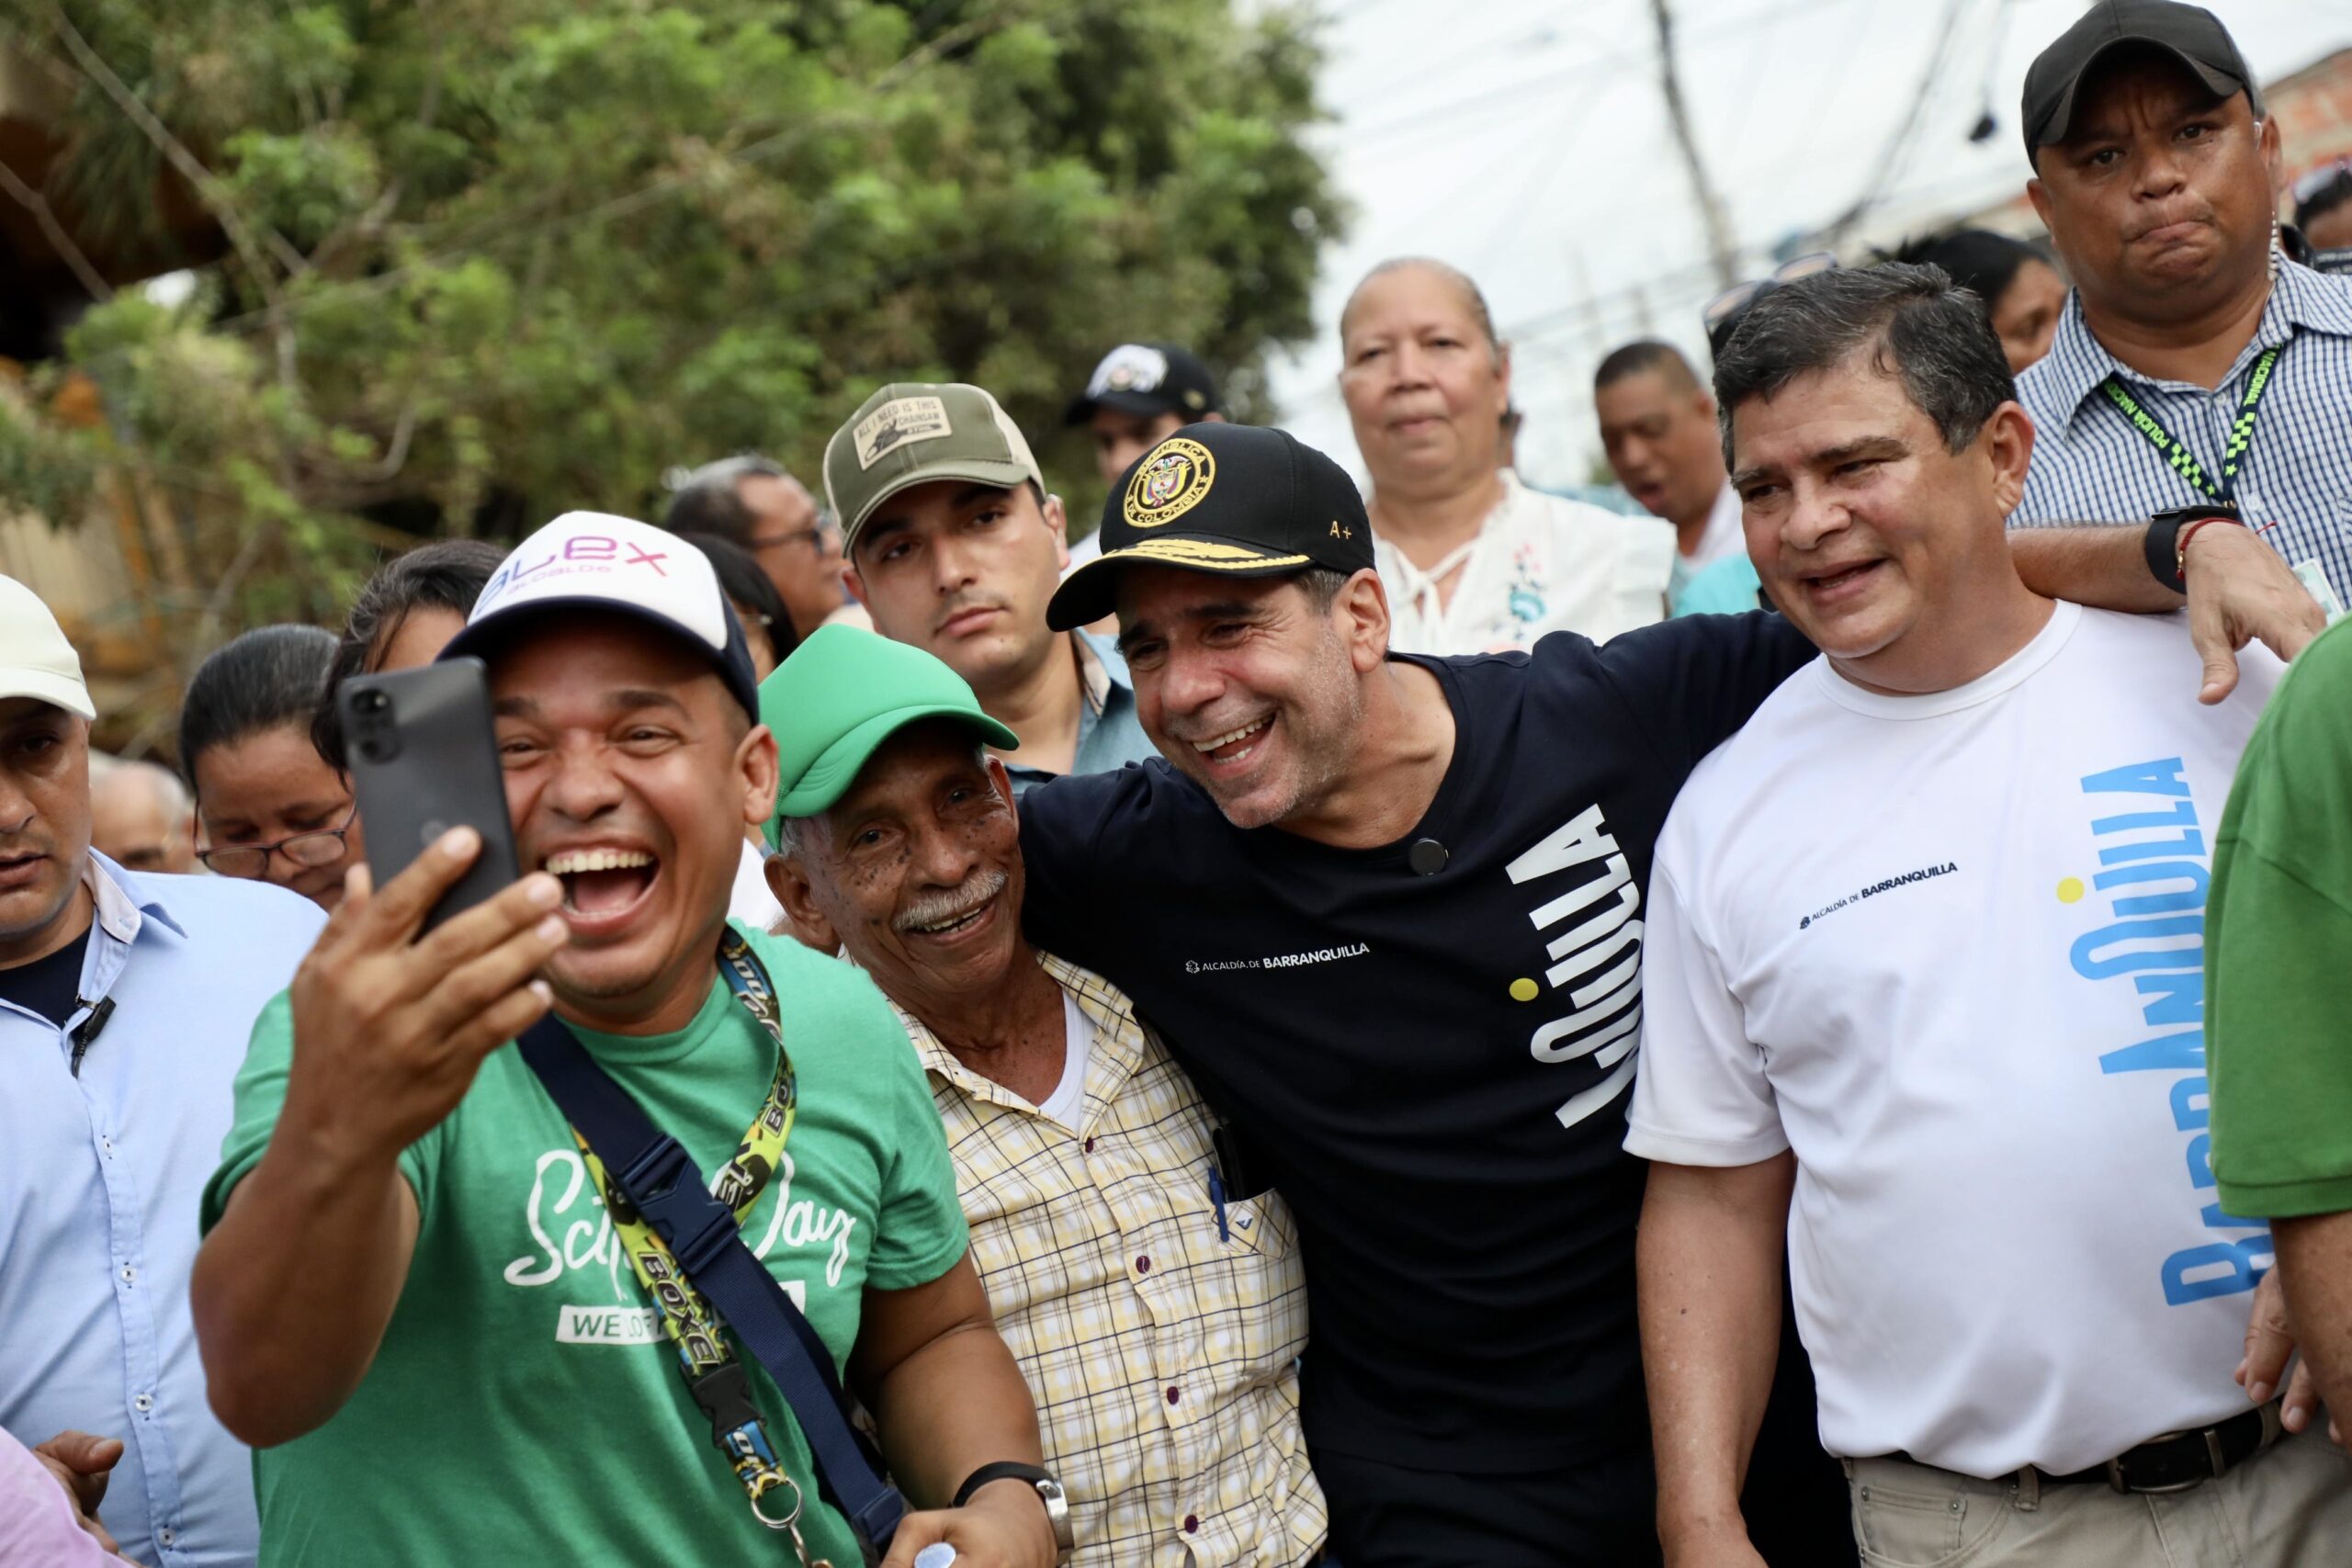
[439,511,760,716]
[0,575,96,720]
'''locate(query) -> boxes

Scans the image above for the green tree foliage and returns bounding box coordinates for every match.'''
[5,0,1340,676]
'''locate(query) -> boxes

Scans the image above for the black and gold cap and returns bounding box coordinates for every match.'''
[1046,423,1374,631]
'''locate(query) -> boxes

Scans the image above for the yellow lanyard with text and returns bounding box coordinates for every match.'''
[571,932,825,1556]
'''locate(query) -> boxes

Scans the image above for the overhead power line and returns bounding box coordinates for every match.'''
[1649,0,1740,291]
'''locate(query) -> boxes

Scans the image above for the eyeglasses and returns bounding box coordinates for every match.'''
[199,808,357,879]
[746,511,841,555]
[1702,252,1841,336]
[2293,158,2352,205]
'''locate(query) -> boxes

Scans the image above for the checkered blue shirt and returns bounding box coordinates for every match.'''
[2010,257,2352,605]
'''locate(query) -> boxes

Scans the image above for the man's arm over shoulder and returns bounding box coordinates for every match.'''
[1015,763,1159,971]
[1577,612,1815,776]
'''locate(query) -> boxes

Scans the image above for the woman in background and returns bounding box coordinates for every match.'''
[1889,229,2069,374]
[676,530,796,682]
[181,625,353,912]
[310,538,505,772]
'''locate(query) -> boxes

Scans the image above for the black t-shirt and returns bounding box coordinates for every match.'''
[1019,613,1815,1472]
[0,927,91,1027]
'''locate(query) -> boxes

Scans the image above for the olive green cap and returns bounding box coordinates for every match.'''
[759,624,1020,842]
[821,382,1046,553]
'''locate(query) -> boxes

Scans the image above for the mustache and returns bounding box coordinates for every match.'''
[893,868,1008,933]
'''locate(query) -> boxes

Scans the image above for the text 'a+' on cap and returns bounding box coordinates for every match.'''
[438,511,763,718]
[758,624,1019,839]
[1045,422,1374,632]
[2019,0,2259,159]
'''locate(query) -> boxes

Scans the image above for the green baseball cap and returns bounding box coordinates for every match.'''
[822,382,1046,553]
[759,624,1021,840]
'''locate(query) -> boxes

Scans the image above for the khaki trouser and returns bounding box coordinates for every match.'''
[1842,1434,2352,1567]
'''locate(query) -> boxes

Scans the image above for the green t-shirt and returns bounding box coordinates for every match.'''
[2210,615,2352,1219]
[200,922,968,1567]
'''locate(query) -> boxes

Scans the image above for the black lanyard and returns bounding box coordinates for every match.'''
[2098,343,2283,505]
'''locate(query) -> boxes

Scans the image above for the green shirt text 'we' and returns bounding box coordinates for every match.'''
[201,923,968,1567]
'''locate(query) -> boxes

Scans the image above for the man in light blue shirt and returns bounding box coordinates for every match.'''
[0,576,325,1567]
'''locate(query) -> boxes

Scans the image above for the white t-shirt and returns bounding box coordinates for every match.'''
[1034,989,1094,1129]
[729,838,784,932]
[1667,481,1745,608]
[1375,470,1673,656]
[1625,602,2281,1478]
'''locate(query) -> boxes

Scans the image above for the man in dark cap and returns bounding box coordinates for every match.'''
[1007,419,2321,1566]
[1061,343,1227,495]
[2010,0,2352,619]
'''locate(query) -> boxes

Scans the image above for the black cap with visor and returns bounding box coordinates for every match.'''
[2020,0,2262,164]
[1046,423,1373,631]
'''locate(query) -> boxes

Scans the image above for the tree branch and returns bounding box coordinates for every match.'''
[0,158,113,303]
[42,0,302,383]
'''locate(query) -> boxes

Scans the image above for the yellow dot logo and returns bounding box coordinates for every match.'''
[2057,876,2086,904]
[1510,977,1540,1002]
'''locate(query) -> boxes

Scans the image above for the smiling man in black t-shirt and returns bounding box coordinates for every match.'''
[1015,420,2312,1566]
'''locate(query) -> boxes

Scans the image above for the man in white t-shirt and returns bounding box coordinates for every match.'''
[1627,264,2350,1568]
[762,626,1326,1566]
[1340,257,1672,655]
[1594,340,1745,610]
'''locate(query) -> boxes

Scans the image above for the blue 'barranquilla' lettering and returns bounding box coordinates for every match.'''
[2075,756,2270,1306]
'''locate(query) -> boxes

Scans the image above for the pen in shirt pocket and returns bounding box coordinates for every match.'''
[1208,1164,1230,1242]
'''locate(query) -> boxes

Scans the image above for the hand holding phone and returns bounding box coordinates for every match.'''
[339,660,521,932]
[271,660,569,1164]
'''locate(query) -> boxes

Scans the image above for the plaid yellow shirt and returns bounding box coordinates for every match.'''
[896,955,1325,1566]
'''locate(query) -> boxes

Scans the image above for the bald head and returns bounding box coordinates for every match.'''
[1340,257,1501,366]
[89,759,196,876]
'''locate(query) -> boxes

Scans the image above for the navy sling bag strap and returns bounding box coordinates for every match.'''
[517,1012,909,1560]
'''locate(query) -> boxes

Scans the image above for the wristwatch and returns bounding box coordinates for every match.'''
[953,1461,1073,1564]
[2146,502,2238,593]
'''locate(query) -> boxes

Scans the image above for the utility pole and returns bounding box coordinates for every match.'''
[1649,0,1740,290]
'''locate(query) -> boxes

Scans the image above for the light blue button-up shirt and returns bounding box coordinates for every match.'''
[0,853,324,1568]
[2011,257,2352,606]
[1002,631,1157,795]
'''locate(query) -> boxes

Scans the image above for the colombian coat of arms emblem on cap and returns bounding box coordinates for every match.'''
[1124,436,1216,529]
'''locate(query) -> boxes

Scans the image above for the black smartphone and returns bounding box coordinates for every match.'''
[338,659,521,934]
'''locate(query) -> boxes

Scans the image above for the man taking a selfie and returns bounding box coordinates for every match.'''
[191,514,1065,1568]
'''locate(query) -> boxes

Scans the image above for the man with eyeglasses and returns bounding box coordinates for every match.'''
[663,454,871,642]
[0,576,325,1568]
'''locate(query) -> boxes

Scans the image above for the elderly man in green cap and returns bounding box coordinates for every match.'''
[760,625,1326,1568]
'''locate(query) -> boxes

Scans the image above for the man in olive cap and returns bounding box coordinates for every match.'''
[824,383,1154,794]
[761,626,1322,1567]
